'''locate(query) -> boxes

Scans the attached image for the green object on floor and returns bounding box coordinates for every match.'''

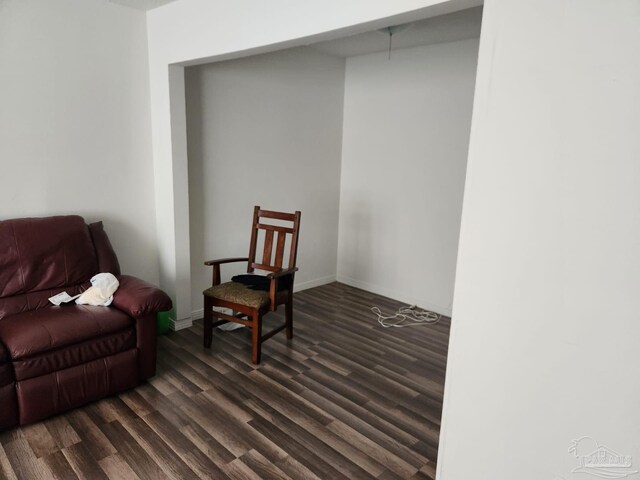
[157,311,171,335]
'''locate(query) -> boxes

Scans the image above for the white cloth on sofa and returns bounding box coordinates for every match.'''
[75,273,119,307]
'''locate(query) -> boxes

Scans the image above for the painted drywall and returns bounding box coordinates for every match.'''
[185,47,345,314]
[146,0,482,324]
[438,0,640,478]
[0,0,158,283]
[337,39,479,316]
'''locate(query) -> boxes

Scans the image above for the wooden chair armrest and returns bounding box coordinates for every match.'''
[204,257,249,286]
[266,267,298,279]
[267,267,298,311]
[204,257,249,266]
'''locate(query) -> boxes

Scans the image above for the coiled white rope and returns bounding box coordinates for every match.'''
[371,305,440,328]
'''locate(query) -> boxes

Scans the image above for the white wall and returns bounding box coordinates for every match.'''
[438,1,640,478]
[338,39,478,316]
[0,0,158,283]
[185,47,345,314]
[146,0,482,324]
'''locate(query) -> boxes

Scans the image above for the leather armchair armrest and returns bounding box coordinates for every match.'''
[112,275,172,318]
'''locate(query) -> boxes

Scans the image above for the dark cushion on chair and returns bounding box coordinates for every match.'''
[0,306,132,360]
[203,281,289,309]
[231,274,290,291]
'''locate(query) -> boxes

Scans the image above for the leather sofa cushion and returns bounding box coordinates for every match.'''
[16,349,139,426]
[0,363,13,387]
[0,341,10,387]
[0,283,88,322]
[0,383,18,430]
[0,215,98,299]
[0,324,17,429]
[0,348,16,429]
[12,328,135,381]
[89,221,121,276]
[0,305,132,360]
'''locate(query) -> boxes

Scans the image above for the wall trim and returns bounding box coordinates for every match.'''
[169,315,193,331]
[189,275,449,323]
[190,308,204,321]
[336,274,453,317]
[294,275,336,292]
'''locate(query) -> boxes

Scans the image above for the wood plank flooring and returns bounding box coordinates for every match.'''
[0,282,450,479]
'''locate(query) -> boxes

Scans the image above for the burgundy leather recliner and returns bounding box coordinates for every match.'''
[0,215,172,430]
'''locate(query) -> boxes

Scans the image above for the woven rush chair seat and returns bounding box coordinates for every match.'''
[203,282,288,310]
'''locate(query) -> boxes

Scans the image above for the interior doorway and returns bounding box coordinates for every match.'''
[184,6,483,321]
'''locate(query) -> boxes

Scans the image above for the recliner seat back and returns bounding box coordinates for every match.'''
[0,215,120,321]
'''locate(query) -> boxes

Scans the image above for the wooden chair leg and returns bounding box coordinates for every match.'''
[285,297,293,340]
[251,313,262,364]
[203,296,213,348]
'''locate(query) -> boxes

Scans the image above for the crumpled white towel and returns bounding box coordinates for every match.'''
[75,273,119,307]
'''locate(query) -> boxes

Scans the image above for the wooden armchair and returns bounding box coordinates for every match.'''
[202,206,301,364]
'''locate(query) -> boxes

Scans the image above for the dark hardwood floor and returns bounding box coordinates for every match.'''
[0,282,450,479]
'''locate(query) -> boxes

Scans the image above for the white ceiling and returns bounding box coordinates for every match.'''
[309,6,482,58]
[108,0,177,11]
[106,2,481,56]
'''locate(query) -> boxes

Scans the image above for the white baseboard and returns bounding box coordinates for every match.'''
[336,275,453,317]
[188,275,451,323]
[294,275,336,292]
[169,316,193,331]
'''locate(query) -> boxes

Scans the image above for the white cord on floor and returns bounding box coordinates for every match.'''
[371,305,440,328]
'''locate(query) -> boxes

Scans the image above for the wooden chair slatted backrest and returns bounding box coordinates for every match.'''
[247,206,301,274]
